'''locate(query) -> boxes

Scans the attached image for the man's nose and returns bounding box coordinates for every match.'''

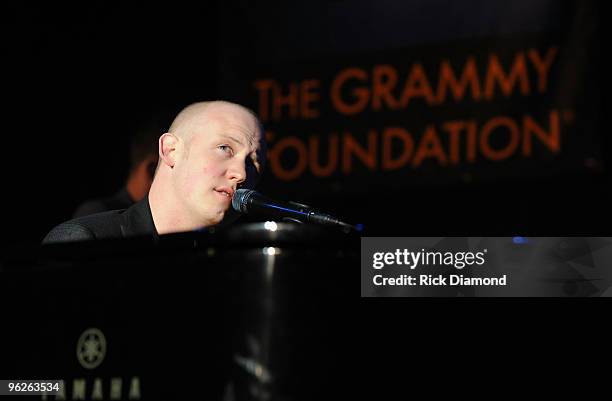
[227,160,246,184]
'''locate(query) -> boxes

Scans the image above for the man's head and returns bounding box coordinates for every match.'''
[148,101,265,234]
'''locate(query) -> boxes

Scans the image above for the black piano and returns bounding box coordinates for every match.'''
[0,222,359,401]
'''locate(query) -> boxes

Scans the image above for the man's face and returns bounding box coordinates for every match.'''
[171,105,263,227]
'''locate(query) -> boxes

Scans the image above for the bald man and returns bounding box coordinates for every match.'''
[43,101,265,244]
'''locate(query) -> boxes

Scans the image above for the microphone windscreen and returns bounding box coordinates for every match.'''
[232,189,252,212]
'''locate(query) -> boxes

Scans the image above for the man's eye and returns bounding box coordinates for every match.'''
[218,145,233,155]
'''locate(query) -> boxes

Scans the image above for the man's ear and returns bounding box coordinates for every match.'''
[159,133,179,168]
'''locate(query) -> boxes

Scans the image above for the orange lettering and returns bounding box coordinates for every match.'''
[272,82,299,120]
[300,79,320,119]
[442,121,465,164]
[331,68,370,115]
[528,47,558,93]
[382,127,414,170]
[269,137,308,181]
[522,110,560,155]
[253,79,275,121]
[484,53,529,99]
[342,131,377,173]
[480,117,520,160]
[372,65,401,110]
[437,58,481,103]
[466,121,478,163]
[400,63,436,106]
[412,125,447,167]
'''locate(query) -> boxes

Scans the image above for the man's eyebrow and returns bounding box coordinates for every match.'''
[220,135,244,147]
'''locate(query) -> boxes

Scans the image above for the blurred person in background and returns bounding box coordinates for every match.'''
[73,123,161,217]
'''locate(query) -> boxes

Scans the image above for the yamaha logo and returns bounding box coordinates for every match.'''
[41,328,142,399]
[76,328,106,369]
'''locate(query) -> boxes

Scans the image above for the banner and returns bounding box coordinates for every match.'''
[218,1,601,198]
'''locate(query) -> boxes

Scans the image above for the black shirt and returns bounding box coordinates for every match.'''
[43,197,158,244]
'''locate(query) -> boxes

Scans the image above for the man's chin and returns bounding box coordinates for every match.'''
[214,208,241,228]
[207,212,225,226]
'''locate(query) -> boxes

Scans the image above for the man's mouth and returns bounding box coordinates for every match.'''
[214,187,234,200]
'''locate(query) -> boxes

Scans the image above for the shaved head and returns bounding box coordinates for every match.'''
[168,101,261,148]
[155,100,265,173]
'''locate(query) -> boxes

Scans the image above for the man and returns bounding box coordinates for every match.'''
[72,126,160,217]
[43,101,264,244]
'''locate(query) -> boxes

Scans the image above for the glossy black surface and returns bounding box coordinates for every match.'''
[0,223,359,400]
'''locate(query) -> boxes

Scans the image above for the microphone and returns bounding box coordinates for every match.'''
[232,189,359,230]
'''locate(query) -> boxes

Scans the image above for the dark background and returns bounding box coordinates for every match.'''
[0,1,608,248]
[0,3,606,395]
